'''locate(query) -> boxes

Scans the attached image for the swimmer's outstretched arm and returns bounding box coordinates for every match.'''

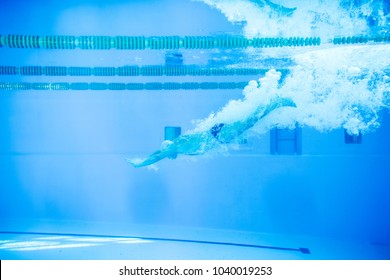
[128,97,296,168]
[127,150,167,168]
[127,133,207,168]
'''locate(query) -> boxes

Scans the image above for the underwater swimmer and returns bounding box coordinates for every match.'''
[127,97,296,168]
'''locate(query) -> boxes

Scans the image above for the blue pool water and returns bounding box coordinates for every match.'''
[0,0,389,259]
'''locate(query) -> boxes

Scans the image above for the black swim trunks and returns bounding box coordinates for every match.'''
[210,123,225,140]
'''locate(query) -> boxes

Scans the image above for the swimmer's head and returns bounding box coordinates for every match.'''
[167,153,178,159]
[161,140,174,150]
[161,140,178,159]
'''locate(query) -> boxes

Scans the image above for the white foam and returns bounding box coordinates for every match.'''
[190,44,390,136]
[283,44,390,134]
[190,69,282,133]
[196,0,384,38]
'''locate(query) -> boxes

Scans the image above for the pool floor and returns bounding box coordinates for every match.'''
[0,222,388,259]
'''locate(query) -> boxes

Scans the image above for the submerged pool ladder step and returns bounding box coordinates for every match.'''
[271,127,302,155]
[165,127,181,141]
[344,130,362,144]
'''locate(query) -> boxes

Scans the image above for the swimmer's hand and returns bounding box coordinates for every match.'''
[126,158,144,168]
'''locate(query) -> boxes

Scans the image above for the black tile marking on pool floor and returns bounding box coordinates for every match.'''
[0,231,310,254]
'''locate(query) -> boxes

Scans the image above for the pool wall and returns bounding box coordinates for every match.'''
[0,0,389,249]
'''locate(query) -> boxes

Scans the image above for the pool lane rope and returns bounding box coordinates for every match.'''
[0,65,290,76]
[332,35,390,45]
[1,34,389,50]
[0,82,249,91]
[0,35,321,49]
